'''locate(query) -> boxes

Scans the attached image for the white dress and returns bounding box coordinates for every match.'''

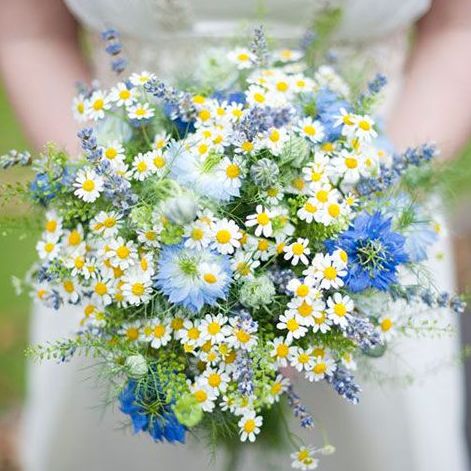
[21,1,469,470]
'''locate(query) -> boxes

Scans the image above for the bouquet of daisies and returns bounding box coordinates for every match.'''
[1,25,465,469]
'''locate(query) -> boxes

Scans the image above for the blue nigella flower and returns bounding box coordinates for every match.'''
[30,173,57,206]
[326,211,408,292]
[155,243,232,312]
[119,379,186,443]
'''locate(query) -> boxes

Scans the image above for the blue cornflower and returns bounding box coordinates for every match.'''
[30,173,57,205]
[327,211,408,292]
[119,379,186,443]
[315,87,350,141]
[155,243,232,312]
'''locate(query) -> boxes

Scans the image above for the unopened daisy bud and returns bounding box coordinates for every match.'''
[320,445,336,455]
[125,354,148,378]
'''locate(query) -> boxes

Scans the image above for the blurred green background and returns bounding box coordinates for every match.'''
[0,81,36,412]
[1,79,471,415]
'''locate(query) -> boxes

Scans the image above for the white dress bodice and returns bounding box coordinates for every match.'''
[64,0,431,109]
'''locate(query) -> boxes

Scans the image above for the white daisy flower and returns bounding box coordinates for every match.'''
[353,115,377,141]
[267,374,290,404]
[109,82,138,107]
[211,218,242,254]
[263,184,284,205]
[245,205,275,238]
[275,48,303,63]
[269,337,293,367]
[184,221,211,250]
[201,367,230,395]
[327,292,354,328]
[129,71,156,86]
[286,297,325,327]
[149,149,168,173]
[276,312,307,341]
[90,277,115,306]
[286,277,318,300]
[227,48,255,69]
[199,313,229,345]
[122,270,153,306]
[263,127,289,156]
[283,238,311,266]
[190,380,217,412]
[297,198,321,224]
[86,90,111,120]
[312,310,332,334]
[127,102,154,121]
[108,237,138,269]
[137,226,161,248]
[226,316,258,351]
[291,446,319,470]
[304,253,347,290]
[289,346,314,372]
[100,141,126,166]
[305,356,336,382]
[73,169,104,203]
[153,132,171,151]
[180,320,204,348]
[132,152,154,181]
[119,321,142,343]
[72,94,87,122]
[231,251,260,280]
[36,238,60,261]
[59,279,80,304]
[238,411,263,442]
[43,210,63,240]
[378,312,398,342]
[91,211,122,238]
[149,319,172,349]
[297,117,325,143]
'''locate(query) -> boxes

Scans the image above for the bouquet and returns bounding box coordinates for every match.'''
[1,25,465,470]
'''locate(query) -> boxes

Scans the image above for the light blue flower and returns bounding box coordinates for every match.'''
[155,243,232,312]
[167,142,240,202]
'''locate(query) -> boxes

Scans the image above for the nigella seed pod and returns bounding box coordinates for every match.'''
[163,194,198,225]
[250,158,280,188]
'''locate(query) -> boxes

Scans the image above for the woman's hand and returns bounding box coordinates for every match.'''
[0,0,91,154]
[387,0,471,159]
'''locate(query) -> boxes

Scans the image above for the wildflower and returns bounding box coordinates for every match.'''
[238,411,263,442]
[327,211,408,291]
[155,244,232,312]
[211,218,242,254]
[245,205,275,238]
[284,238,311,266]
[73,169,104,202]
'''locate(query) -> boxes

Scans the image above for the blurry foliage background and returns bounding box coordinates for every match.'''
[1,75,471,413]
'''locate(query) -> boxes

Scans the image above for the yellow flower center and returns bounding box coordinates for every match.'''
[208,373,221,388]
[45,220,57,232]
[131,283,145,296]
[119,89,131,100]
[216,229,231,244]
[105,147,118,159]
[208,322,221,335]
[345,157,358,169]
[292,243,305,256]
[297,302,313,317]
[126,328,139,341]
[226,164,240,179]
[323,266,337,280]
[359,119,371,131]
[116,246,130,259]
[92,98,104,111]
[154,325,166,338]
[188,327,200,340]
[243,419,256,433]
[276,344,289,357]
[241,141,254,152]
[328,204,340,217]
[334,303,347,317]
[381,318,393,332]
[63,280,74,293]
[154,155,166,168]
[194,389,207,403]
[313,362,327,375]
[256,212,270,226]
[68,230,81,245]
[44,242,55,253]
[316,190,328,203]
[82,179,95,192]
[94,282,107,296]
[203,273,217,284]
[286,318,299,332]
[296,285,309,297]
[303,125,316,136]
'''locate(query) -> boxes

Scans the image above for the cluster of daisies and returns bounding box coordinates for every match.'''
[21,35,459,470]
